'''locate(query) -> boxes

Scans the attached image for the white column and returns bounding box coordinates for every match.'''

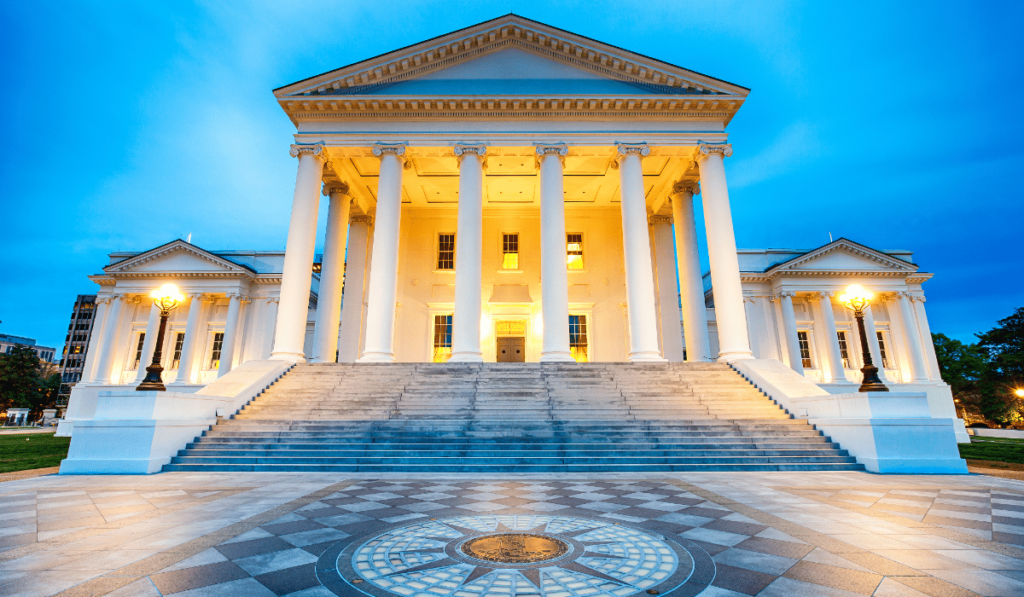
[615,144,666,362]
[271,144,327,362]
[778,291,804,375]
[311,184,352,363]
[135,303,161,382]
[696,143,753,361]
[913,296,942,380]
[815,292,848,383]
[262,297,280,359]
[359,144,406,363]
[338,216,371,362]
[897,292,930,382]
[172,293,205,384]
[81,298,109,382]
[671,182,712,362]
[651,214,684,362]
[861,305,889,381]
[92,294,126,384]
[536,144,574,362]
[217,293,243,377]
[450,144,486,362]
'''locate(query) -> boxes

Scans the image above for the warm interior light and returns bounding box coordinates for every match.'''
[839,284,873,312]
[150,283,184,312]
[1015,388,1024,398]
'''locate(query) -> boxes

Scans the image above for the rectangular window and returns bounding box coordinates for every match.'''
[209,333,224,369]
[877,332,890,369]
[437,233,455,270]
[171,333,185,369]
[569,315,589,363]
[132,333,146,370]
[797,331,813,369]
[566,233,584,270]
[432,315,453,363]
[837,331,851,369]
[502,233,520,270]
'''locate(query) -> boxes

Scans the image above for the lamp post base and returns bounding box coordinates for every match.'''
[858,364,889,392]
[136,365,166,392]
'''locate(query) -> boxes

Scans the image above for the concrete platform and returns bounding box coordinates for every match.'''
[2,471,1023,596]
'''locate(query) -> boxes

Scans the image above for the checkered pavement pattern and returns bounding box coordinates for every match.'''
[804,486,1024,545]
[147,480,868,596]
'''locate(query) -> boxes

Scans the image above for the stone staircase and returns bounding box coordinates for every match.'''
[163,362,864,472]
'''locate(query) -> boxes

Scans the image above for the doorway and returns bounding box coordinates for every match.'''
[495,320,526,363]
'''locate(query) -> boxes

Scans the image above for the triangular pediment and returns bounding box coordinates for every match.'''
[274,15,747,123]
[104,240,256,277]
[767,239,918,275]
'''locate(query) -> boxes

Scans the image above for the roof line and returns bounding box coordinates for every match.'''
[273,13,748,93]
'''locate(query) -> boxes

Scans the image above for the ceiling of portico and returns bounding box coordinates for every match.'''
[324,145,701,213]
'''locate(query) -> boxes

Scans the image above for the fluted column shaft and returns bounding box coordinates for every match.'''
[359,144,406,363]
[815,292,847,383]
[779,292,804,375]
[897,292,929,382]
[135,303,161,382]
[671,183,712,362]
[696,144,753,361]
[173,294,205,384]
[92,295,125,384]
[651,215,684,362]
[338,217,371,362]
[450,145,486,362]
[537,144,574,362]
[862,305,889,382]
[217,294,243,377]
[272,144,327,362]
[913,297,942,380]
[312,186,352,363]
[81,299,109,382]
[616,146,666,362]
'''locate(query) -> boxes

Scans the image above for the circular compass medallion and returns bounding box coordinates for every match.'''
[317,514,715,597]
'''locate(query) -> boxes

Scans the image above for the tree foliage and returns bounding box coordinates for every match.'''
[0,346,59,422]
[935,307,1024,426]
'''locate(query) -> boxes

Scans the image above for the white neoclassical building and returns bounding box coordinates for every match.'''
[59,16,967,465]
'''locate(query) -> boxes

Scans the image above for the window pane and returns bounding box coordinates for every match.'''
[433,315,453,363]
[566,233,584,269]
[837,331,850,369]
[132,333,146,370]
[876,332,890,368]
[210,333,224,369]
[569,315,588,362]
[502,233,520,269]
[172,333,185,369]
[797,331,813,368]
[437,234,455,270]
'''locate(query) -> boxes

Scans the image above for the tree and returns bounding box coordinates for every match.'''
[0,346,43,414]
[977,307,1024,427]
[932,333,987,420]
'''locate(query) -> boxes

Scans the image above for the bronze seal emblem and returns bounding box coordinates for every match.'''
[462,533,569,564]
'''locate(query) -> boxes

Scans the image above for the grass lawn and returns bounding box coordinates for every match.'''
[959,436,1024,465]
[0,432,70,473]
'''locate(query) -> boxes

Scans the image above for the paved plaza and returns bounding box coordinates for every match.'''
[2,472,1024,597]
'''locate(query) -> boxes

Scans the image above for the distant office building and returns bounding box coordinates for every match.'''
[58,295,97,388]
[0,334,56,362]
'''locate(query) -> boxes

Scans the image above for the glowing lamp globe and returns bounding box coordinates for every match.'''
[1016,388,1024,398]
[150,284,184,313]
[839,284,873,313]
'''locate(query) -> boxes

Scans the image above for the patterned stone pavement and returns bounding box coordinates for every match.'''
[2,472,1024,596]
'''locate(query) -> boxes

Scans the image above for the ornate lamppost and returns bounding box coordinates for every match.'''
[839,284,889,393]
[136,284,184,392]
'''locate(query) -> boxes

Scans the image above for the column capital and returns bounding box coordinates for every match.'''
[225,292,244,300]
[672,180,701,196]
[695,142,733,161]
[322,182,350,197]
[289,143,327,160]
[96,296,114,305]
[878,292,899,303]
[371,143,406,157]
[911,295,926,303]
[201,295,217,304]
[611,143,650,170]
[535,143,568,157]
[265,297,280,304]
[777,290,797,299]
[805,291,825,300]
[186,292,204,300]
[351,215,374,225]
[649,214,673,225]
[453,143,487,162]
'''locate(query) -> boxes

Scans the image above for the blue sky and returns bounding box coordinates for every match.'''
[2,1,1021,352]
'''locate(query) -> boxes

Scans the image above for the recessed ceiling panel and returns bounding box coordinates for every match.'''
[486,156,535,176]
[641,157,670,176]
[486,177,535,203]
[564,156,610,176]
[413,157,458,176]
[422,178,459,203]
[563,177,601,202]
[351,157,381,177]
[366,182,413,203]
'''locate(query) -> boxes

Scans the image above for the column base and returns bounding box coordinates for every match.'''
[357,352,395,363]
[449,352,484,363]
[540,352,576,363]
[628,352,668,363]
[717,351,754,363]
[270,351,307,363]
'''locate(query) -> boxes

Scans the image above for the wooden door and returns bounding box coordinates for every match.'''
[497,337,513,362]
[510,337,525,362]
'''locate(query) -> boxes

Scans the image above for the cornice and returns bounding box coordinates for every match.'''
[104,240,257,277]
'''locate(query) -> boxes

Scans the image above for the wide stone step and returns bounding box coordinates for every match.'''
[163,462,865,473]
